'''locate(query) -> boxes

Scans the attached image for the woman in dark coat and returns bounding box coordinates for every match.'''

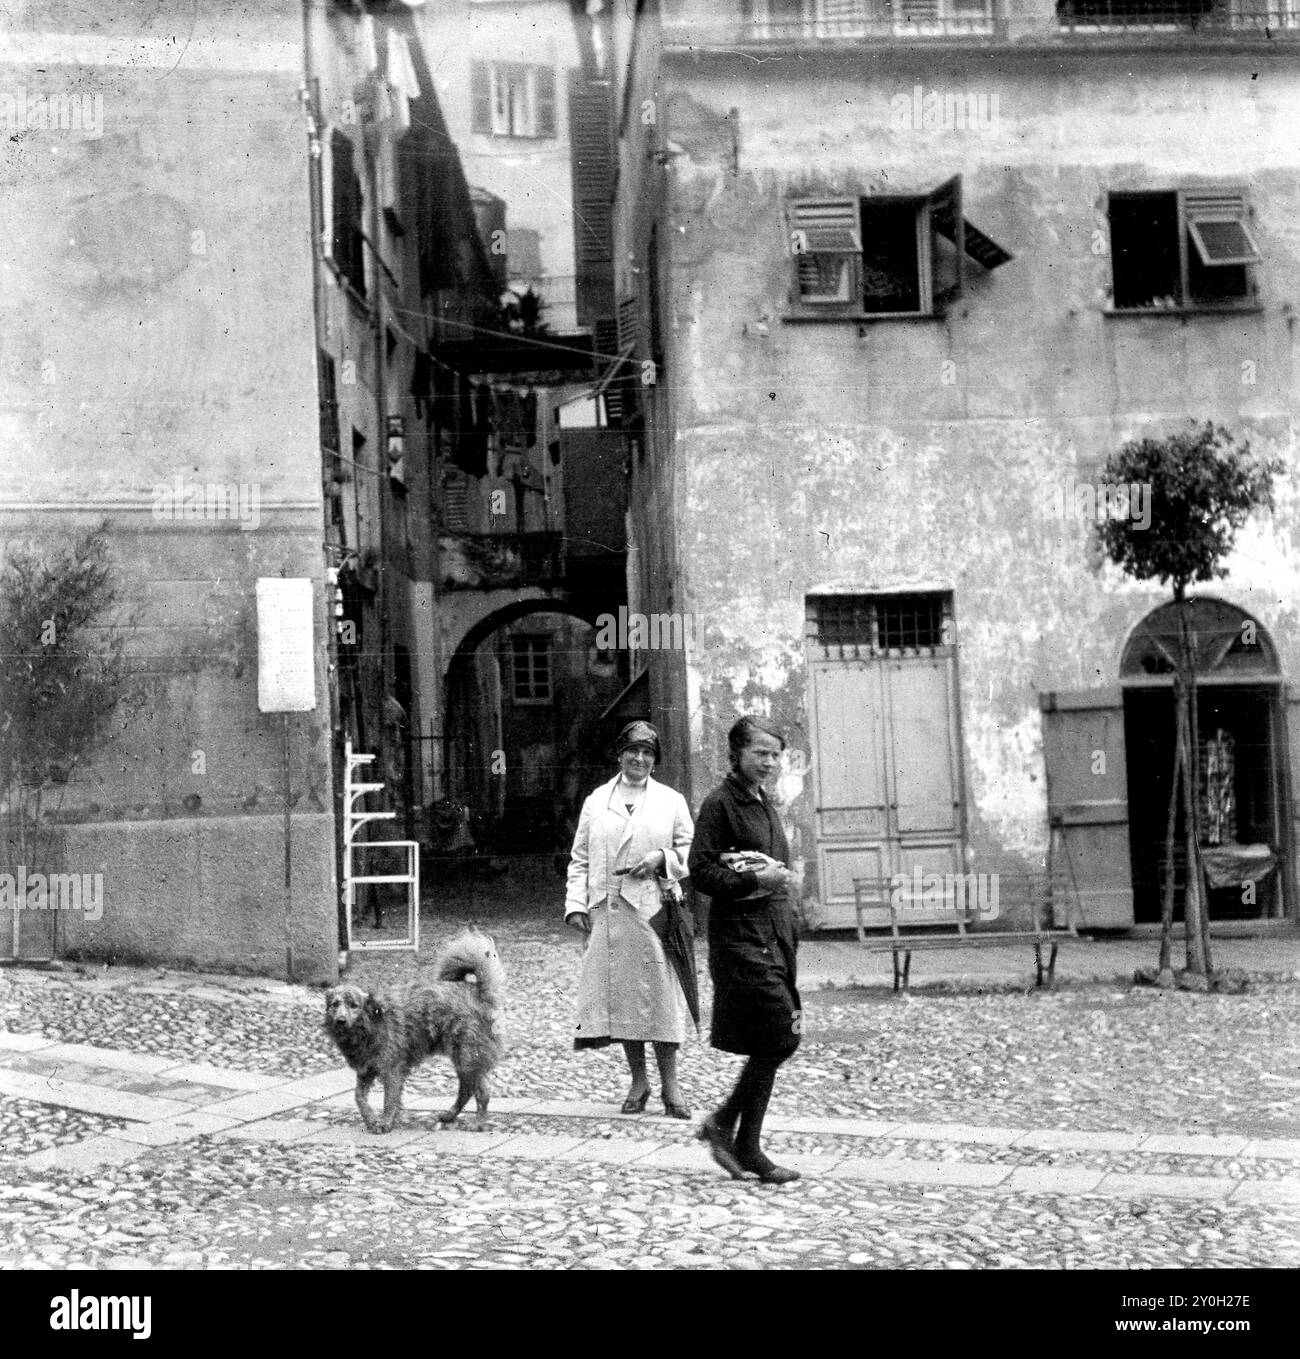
[688,715,801,1184]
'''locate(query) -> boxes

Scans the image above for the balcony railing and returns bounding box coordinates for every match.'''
[1057,0,1298,30]
[665,7,1001,44]
[662,0,1298,43]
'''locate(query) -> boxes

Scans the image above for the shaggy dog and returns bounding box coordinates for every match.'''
[324,930,504,1134]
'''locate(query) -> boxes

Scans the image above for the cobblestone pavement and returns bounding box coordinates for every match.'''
[0,919,1298,1270]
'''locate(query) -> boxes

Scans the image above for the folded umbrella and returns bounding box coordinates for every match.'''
[649,886,700,1032]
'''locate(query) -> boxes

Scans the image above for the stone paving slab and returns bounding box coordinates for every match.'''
[202,1088,321,1121]
[1013,1129,1144,1153]
[554,1137,670,1165]
[155,1063,283,1092]
[1231,1181,1300,1207]
[38,1043,179,1077]
[627,1143,717,1171]
[212,1118,319,1143]
[489,1133,588,1161]
[1242,1138,1300,1160]
[782,1152,848,1174]
[274,1072,356,1101]
[0,1032,57,1053]
[298,1123,428,1149]
[0,1069,191,1123]
[891,1121,1023,1147]
[1006,1166,1107,1195]
[826,1157,1010,1188]
[113,1112,246,1146]
[21,1135,145,1173]
[411,1129,520,1156]
[770,1116,902,1137]
[1094,1172,1237,1201]
[1139,1133,1250,1157]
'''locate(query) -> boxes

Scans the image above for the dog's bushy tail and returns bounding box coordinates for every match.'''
[434,929,505,1011]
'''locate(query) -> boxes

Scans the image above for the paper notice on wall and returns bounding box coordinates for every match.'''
[256,578,317,713]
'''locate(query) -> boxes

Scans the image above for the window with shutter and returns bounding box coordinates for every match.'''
[330,130,366,298]
[788,198,862,309]
[475,62,558,139]
[1108,187,1258,312]
[788,181,1010,319]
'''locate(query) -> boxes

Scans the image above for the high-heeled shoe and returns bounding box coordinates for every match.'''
[697,1114,746,1179]
[736,1149,801,1185]
[620,1088,650,1114]
[662,1097,691,1120]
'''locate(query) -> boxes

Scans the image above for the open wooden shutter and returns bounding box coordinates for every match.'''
[927,175,964,311]
[1040,688,1134,927]
[787,198,862,311]
[1183,189,1260,267]
[470,62,491,134]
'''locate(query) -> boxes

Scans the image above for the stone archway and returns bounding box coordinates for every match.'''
[1119,597,1286,923]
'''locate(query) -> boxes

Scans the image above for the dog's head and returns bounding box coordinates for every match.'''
[324,984,383,1035]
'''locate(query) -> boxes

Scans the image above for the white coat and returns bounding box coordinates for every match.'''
[565,774,694,1045]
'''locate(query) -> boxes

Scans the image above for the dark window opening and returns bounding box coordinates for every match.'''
[810,592,953,655]
[1110,192,1181,309]
[510,636,553,703]
[1109,188,1257,311]
[331,131,366,297]
[860,199,923,315]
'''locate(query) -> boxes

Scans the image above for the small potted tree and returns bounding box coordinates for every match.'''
[1094,422,1281,989]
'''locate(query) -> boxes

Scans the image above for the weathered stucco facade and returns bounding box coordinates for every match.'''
[0,4,338,976]
[619,4,1300,928]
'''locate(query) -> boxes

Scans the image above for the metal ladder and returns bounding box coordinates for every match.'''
[343,738,419,953]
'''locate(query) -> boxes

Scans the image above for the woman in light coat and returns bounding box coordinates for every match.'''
[565,721,695,1117]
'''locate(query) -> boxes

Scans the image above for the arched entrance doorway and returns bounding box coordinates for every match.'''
[1120,597,1287,923]
[444,600,628,858]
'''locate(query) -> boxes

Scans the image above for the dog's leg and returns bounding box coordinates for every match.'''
[437,1071,474,1125]
[355,1074,381,1133]
[473,1075,490,1129]
[377,1068,405,1133]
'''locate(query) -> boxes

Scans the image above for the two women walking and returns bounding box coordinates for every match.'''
[565,716,801,1183]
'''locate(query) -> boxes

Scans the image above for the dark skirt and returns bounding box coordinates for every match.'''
[708,900,801,1060]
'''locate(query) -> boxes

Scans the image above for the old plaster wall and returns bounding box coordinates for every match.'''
[0,5,337,979]
[659,50,1300,887]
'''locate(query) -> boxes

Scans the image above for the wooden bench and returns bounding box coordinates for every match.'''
[852,873,1077,991]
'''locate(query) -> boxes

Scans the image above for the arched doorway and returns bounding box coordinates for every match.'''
[444,600,628,857]
[1120,597,1286,923]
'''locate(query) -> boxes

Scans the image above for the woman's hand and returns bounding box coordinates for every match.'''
[624,849,667,880]
[565,911,592,936]
[753,862,792,890]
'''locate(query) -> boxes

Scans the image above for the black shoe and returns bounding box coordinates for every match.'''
[662,1098,692,1120]
[697,1114,746,1179]
[736,1150,801,1185]
[620,1088,650,1114]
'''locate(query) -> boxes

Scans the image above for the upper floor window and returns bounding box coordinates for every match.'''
[330,131,366,298]
[1108,189,1260,313]
[745,0,994,39]
[471,61,557,139]
[786,177,1012,320]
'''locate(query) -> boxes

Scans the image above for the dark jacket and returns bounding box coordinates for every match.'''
[689,773,800,1060]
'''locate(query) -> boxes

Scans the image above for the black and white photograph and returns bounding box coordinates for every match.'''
[0,0,1298,1306]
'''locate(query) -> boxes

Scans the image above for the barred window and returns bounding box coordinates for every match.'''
[808,591,954,656]
[510,636,553,703]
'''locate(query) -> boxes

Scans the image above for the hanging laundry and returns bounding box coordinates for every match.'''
[549,438,561,467]
[522,390,539,447]
[452,372,488,478]
[431,358,454,431]
[498,389,525,451]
